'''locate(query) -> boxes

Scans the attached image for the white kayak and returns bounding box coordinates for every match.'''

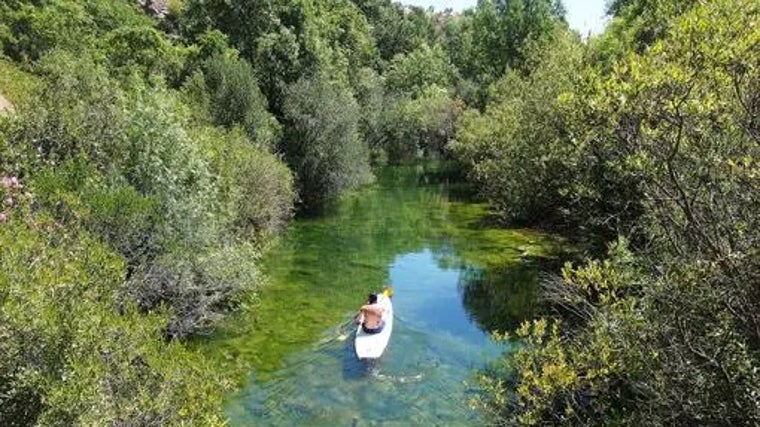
[355,292,393,359]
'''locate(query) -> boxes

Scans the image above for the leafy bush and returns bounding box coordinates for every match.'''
[4,50,287,340]
[450,29,586,226]
[477,241,760,425]
[30,157,163,265]
[383,43,456,98]
[11,51,221,255]
[98,25,186,83]
[9,50,126,172]
[282,73,373,212]
[126,243,264,338]
[119,88,221,254]
[0,1,96,61]
[381,85,464,164]
[199,53,280,147]
[194,126,295,239]
[402,85,463,158]
[0,59,40,104]
[351,66,464,166]
[0,213,228,425]
[0,0,155,62]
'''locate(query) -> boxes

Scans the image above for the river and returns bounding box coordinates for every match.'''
[204,164,561,426]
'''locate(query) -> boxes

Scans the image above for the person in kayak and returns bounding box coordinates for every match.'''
[356,293,385,334]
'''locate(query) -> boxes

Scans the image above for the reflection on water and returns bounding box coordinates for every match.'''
[209,164,562,425]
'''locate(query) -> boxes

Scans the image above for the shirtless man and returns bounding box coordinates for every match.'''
[356,293,385,334]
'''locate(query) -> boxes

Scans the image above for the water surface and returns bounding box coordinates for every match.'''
[208,165,561,425]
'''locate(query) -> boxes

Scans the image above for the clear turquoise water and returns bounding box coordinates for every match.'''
[211,165,561,426]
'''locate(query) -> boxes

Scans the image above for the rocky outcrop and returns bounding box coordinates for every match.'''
[137,0,169,19]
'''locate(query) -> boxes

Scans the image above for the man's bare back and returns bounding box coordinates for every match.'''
[356,292,386,331]
[359,303,384,329]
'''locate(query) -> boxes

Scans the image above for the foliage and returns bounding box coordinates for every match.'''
[0,1,94,61]
[6,50,127,172]
[194,126,295,239]
[590,0,699,68]
[0,59,40,103]
[0,0,189,88]
[282,73,373,212]
[31,158,163,266]
[588,0,760,263]
[0,210,228,425]
[350,38,464,165]
[446,0,565,107]
[197,53,281,146]
[352,0,436,64]
[490,0,563,70]
[383,43,456,98]
[126,243,264,338]
[98,25,186,83]
[351,66,387,164]
[438,11,481,105]
[450,28,585,226]
[471,0,760,424]
[117,90,221,253]
[0,0,155,62]
[478,244,760,425]
[181,0,375,112]
[383,85,464,164]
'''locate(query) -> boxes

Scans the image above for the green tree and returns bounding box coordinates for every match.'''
[352,0,436,64]
[591,0,699,67]
[383,85,464,164]
[181,0,374,112]
[444,0,566,107]
[351,66,387,164]
[450,28,586,226]
[197,53,280,146]
[98,25,186,83]
[439,11,482,105]
[282,74,373,212]
[0,1,129,60]
[383,43,456,98]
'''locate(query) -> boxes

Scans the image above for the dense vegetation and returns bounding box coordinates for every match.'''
[451,0,760,424]
[0,0,467,423]
[1,0,757,424]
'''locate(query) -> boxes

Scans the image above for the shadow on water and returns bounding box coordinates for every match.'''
[339,324,373,382]
[338,316,427,385]
[459,255,566,334]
